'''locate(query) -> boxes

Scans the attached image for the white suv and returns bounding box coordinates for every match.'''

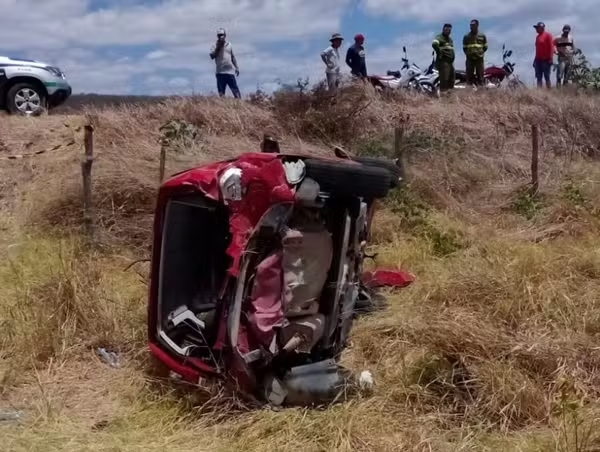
[0,56,72,116]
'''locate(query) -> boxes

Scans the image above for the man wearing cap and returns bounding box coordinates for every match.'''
[463,19,488,87]
[533,22,554,88]
[209,28,241,98]
[432,23,455,92]
[554,25,575,86]
[346,34,367,79]
[321,33,344,93]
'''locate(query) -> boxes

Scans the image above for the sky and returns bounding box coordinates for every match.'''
[0,0,597,95]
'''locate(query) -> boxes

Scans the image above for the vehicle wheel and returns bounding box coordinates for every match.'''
[304,159,391,199]
[351,156,403,189]
[420,82,439,98]
[7,83,46,116]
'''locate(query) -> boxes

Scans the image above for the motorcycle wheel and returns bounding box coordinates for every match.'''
[418,81,439,98]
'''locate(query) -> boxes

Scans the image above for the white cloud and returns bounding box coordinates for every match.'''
[145,50,169,60]
[0,0,597,94]
[0,0,350,94]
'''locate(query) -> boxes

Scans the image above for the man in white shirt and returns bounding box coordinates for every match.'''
[321,33,344,93]
[554,24,575,86]
[209,28,241,98]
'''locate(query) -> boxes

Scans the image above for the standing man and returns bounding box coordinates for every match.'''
[554,24,575,86]
[432,23,455,93]
[209,28,241,98]
[463,19,488,87]
[346,33,367,79]
[321,33,344,93]
[533,22,554,88]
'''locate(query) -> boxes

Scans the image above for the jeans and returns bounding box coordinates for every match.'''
[216,73,240,98]
[556,59,572,85]
[534,59,552,86]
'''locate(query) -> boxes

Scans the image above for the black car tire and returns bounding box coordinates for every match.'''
[6,82,46,116]
[304,159,391,199]
[351,156,403,188]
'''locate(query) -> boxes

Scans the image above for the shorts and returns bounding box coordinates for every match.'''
[534,59,552,83]
[326,72,340,92]
[556,59,572,83]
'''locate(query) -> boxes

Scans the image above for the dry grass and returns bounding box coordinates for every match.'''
[2,87,600,451]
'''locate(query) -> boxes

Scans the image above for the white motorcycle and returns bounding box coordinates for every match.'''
[413,52,440,97]
[369,47,438,96]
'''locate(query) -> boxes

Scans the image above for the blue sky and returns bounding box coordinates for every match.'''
[0,0,596,95]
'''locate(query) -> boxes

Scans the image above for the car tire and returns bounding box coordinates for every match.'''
[351,156,403,189]
[6,83,46,116]
[304,159,391,199]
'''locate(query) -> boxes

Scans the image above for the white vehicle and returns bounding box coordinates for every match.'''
[0,56,72,116]
[368,47,431,94]
[414,52,440,97]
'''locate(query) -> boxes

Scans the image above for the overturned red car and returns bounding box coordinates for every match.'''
[147,148,412,406]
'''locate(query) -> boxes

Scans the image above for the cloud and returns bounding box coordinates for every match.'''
[0,0,597,94]
[0,0,349,94]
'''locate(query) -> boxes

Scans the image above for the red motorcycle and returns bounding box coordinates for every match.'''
[455,44,524,88]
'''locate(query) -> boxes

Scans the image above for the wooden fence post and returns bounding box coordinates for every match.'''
[159,144,166,183]
[531,124,539,195]
[82,122,95,239]
[394,114,409,182]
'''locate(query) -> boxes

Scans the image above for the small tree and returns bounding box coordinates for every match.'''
[568,49,600,90]
[274,77,311,95]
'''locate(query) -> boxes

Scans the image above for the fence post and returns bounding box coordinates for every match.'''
[159,144,166,183]
[82,121,95,239]
[531,124,539,195]
[394,114,409,182]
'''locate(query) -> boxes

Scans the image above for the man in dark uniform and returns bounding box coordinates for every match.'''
[463,19,488,86]
[432,23,455,92]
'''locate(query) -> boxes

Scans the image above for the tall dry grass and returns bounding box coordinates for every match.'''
[2,86,600,450]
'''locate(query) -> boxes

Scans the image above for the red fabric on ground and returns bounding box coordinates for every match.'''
[361,269,415,289]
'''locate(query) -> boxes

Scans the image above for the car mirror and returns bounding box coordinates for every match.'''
[507,50,513,57]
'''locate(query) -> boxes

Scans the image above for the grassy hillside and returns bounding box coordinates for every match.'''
[50,93,169,114]
[2,85,600,451]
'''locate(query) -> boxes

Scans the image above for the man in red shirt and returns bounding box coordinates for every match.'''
[533,22,554,88]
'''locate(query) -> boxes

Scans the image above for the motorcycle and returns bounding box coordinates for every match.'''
[368,46,436,95]
[454,44,524,89]
[414,52,440,97]
[147,147,411,407]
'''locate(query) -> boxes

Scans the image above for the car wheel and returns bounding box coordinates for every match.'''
[351,156,403,189]
[304,159,392,199]
[7,83,46,116]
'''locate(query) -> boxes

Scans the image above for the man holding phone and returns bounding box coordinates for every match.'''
[210,28,241,98]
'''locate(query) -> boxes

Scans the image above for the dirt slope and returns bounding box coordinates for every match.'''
[1,87,600,451]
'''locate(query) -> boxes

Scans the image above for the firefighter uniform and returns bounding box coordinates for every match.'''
[463,31,488,86]
[432,32,455,92]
